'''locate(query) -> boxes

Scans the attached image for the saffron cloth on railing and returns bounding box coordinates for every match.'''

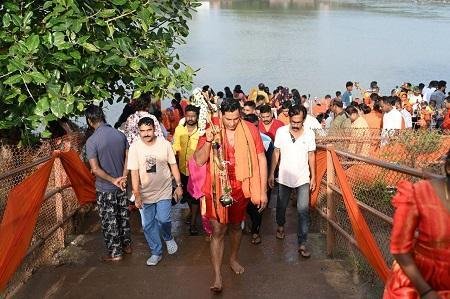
[0,150,95,291]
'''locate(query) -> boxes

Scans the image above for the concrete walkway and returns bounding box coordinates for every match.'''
[13,197,365,299]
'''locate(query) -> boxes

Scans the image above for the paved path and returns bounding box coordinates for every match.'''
[14,196,365,299]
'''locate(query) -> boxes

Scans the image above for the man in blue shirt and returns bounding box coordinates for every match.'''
[341,81,354,108]
[85,105,131,261]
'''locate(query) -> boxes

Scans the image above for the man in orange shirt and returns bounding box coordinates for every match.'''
[194,99,268,293]
[277,101,291,125]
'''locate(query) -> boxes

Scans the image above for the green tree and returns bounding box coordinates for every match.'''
[0,0,198,144]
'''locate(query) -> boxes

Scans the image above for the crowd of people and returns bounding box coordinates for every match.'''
[84,79,449,297]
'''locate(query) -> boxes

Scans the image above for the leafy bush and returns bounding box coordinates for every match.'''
[0,0,198,143]
[390,129,442,168]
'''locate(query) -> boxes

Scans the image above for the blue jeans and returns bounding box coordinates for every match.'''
[276,183,310,246]
[139,199,173,256]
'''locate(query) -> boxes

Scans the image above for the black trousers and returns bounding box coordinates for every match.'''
[246,188,272,234]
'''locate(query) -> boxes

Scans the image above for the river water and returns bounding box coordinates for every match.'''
[106,0,450,120]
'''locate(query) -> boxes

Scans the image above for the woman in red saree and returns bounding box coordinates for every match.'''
[383,150,450,299]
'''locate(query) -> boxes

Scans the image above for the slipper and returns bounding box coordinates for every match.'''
[276,229,285,240]
[298,246,311,258]
[210,286,223,294]
[251,234,261,245]
[189,225,199,236]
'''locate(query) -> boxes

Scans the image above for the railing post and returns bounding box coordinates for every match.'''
[326,144,336,257]
[54,158,65,249]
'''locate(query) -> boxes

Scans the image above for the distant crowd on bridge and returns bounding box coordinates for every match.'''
[122,80,450,141]
[85,79,449,297]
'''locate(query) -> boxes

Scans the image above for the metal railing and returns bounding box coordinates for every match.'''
[314,143,445,292]
[0,133,85,295]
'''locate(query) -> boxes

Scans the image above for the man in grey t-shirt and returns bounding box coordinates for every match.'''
[85,105,131,261]
[430,80,447,128]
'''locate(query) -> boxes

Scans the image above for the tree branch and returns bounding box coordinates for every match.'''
[19,71,36,104]
[106,10,136,23]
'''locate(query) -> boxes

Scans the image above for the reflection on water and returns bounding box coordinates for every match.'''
[208,0,450,16]
[108,0,450,120]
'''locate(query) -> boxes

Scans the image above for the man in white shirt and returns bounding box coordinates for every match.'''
[381,96,403,146]
[303,113,326,136]
[268,104,316,258]
[395,97,412,128]
[422,81,438,102]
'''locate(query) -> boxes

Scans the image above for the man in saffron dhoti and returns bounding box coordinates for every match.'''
[194,99,268,293]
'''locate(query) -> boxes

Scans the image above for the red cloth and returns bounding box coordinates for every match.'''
[180,99,189,115]
[0,150,95,291]
[198,120,264,224]
[442,110,450,130]
[383,180,450,299]
[258,119,284,141]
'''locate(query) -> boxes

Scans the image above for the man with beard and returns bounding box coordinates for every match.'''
[85,105,131,261]
[258,104,284,141]
[172,105,201,235]
[268,104,316,258]
[128,117,183,266]
[194,99,268,293]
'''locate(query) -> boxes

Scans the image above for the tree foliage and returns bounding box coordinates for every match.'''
[0,0,198,143]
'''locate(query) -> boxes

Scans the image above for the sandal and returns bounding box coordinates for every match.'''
[189,225,199,236]
[251,234,261,245]
[298,246,311,258]
[276,228,285,240]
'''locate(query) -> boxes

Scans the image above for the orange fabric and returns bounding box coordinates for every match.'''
[443,111,450,130]
[233,120,264,205]
[180,98,189,114]
[162,109,182,134]
[199,119,264,224]
[58,150,96,205]
[312,100,328,116]
[419,109,431,128]
[384,180,450,298]
[330,149,390,282]
[375,137,450,166]
[161,110,171,133]
[344,164,407,187]
[198,117,227,223]
[171,109,181,132]
[310,149,327,207]
[311,147,390,282]
[0,150,95,290]
[277,113,290,125]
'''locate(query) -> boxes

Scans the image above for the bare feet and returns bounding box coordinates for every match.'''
[230,260,245,274]
[210,276,223,294]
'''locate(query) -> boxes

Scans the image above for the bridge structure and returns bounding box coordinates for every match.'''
[0,131,448,298]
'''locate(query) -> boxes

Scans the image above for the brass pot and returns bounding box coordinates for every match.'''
[219,194,233,208]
